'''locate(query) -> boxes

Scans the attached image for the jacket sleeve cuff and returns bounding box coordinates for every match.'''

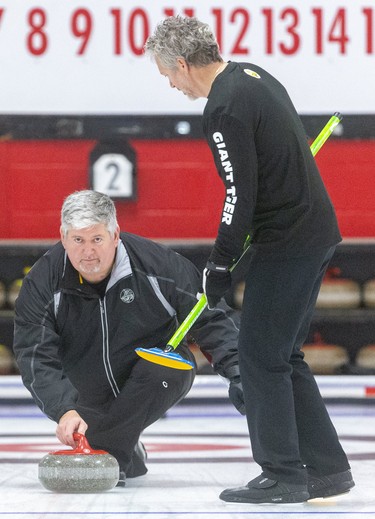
[205,260,231,273]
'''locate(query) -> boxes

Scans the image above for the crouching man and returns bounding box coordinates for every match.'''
[13,190,244,486]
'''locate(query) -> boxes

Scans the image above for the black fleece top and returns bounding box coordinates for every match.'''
[203,62,341,266]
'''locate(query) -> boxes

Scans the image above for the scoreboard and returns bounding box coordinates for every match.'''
[0,0,374,115]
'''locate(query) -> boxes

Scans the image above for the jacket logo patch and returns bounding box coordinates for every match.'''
[244,69,261,79]
[120,288,135,303]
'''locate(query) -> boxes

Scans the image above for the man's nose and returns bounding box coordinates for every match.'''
[82,246,96,256]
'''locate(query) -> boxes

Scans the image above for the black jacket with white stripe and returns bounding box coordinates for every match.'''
[13,232,240,421]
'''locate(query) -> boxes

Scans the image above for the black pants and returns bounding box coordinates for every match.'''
[77,350,195,477]
[239,245,350,484]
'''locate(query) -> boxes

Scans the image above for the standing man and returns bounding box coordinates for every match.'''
[13,190,244,487]
[145,16,354,503]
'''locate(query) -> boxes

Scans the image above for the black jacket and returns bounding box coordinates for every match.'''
[203,62,341,266]
[13,232,240,421]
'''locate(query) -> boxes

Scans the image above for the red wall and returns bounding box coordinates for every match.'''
[315,140,375,238]
[0,139,374,240]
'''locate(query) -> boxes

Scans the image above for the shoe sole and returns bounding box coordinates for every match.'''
[308,480,354,500]
[220,491,310,504]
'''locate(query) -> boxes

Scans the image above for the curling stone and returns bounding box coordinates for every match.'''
[0,280,6,309]
[38,433,119,493]
[188,336,213,374]
[233,281,245,309]
[0,344,15,375]
[7,278,22,308]
[316,268,361,309]
[7,266,32,309]
[363,279,375,308]
[302,333,349,375]
[356,344,375,370]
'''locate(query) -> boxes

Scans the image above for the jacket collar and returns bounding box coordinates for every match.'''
[107,240,132,290]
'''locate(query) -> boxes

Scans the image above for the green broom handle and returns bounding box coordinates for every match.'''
[166,294,209,350]
[167,112,342,351]
[310,112,342,157]
[166,250,246,350]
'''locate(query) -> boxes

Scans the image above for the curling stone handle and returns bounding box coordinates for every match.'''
[72,432,94,454]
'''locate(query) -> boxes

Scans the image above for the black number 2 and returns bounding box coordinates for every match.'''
[107,161,121,191]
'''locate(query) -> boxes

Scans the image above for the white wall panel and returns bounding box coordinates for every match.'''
[0,0,373,114]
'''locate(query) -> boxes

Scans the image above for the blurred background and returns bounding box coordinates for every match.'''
[0,0,375,381]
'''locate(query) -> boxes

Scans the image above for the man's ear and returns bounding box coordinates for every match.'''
[114,225,120,246]
[60,226,66,248]
[176,57,188,71]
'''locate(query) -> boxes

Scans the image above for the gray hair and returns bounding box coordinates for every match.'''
[61,190,118,237]
[144,16,222,69]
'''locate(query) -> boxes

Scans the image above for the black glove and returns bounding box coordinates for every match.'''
[203,262,232,309]
[223,363,246,415]
[229,377,246,415]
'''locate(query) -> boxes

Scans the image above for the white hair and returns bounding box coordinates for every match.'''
[61,190,118,237]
